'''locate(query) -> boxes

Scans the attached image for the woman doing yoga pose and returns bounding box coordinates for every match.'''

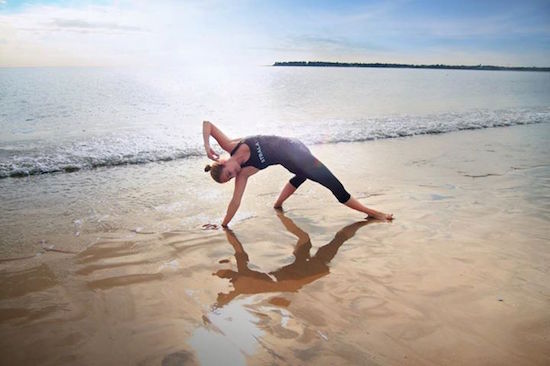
[202,121,393,227]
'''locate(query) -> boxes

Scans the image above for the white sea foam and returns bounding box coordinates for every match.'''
[0,108,547,178]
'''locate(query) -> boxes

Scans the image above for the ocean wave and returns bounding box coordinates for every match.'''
[296,108,549,145]
[0,137,204,178]
[1,108,548,178]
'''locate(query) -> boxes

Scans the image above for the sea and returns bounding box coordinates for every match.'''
[1,66,549,255]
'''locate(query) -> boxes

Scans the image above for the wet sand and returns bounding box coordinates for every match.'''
[0,123,549,365]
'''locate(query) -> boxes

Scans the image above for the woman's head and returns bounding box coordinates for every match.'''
[205,159,241,183]
[204,162,224,183]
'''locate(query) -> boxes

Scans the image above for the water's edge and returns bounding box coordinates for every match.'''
[1,110,547,179]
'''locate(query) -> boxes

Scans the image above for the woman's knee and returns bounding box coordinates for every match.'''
[335,189,351,203]
[289,175,306,188]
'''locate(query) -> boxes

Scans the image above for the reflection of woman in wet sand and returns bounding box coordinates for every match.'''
[214,211,371,308]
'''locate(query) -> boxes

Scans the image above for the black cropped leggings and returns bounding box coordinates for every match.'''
[287,153,351,204]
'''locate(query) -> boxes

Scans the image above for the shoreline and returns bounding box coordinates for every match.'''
[1,122,549,257]
[2,118,548,180]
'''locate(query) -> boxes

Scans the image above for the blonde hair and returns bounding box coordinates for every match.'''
[204,163,224,183]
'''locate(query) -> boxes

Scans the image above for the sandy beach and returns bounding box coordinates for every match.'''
[0,122,548,365]
[2,0,550,364]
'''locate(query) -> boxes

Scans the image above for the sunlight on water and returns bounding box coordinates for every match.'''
[189,297,263,366]
[1,66,549,177]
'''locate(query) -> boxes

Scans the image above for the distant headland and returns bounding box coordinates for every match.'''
[273,61,550,72]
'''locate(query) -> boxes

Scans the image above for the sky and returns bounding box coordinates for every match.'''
[0,0,549,67]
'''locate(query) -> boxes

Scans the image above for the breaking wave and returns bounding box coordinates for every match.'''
[1,108,548,178]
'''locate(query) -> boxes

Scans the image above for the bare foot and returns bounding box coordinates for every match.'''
[367,213,394,221]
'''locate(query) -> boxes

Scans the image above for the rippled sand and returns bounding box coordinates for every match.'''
[1,124,549,365]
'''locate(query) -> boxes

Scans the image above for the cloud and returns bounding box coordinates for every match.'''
[50,18,145,32]
[0,2,188,66]
[288,34,388,52]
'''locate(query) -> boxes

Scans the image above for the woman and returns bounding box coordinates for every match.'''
[202,120,393,227]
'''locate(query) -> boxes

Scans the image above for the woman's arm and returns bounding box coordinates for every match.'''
[222,174,248,227]
[202,121,239,158]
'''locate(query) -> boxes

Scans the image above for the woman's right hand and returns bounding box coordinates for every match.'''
[203,121,219,161]
[206,146,220,161]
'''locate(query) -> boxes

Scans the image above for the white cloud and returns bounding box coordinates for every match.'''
[0,3,150,66]
[0,1,271,67]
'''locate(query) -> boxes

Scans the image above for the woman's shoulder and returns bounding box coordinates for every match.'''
[230,139,245,156]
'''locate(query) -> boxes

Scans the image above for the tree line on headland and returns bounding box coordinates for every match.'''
[273,61,550,72]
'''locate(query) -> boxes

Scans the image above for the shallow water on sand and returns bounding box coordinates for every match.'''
[0,123,549,365]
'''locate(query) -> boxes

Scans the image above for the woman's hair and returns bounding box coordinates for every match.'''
[205,162,224,183]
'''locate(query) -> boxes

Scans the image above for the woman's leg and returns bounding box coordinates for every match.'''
[274,182,296,208]
[298,156,393,220]
[300,159,351,204]
[274,176,305,208]
[344,196,393,220]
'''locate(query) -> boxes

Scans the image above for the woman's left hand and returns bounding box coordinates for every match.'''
[202,223,219,230]
[202,223,230,230]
